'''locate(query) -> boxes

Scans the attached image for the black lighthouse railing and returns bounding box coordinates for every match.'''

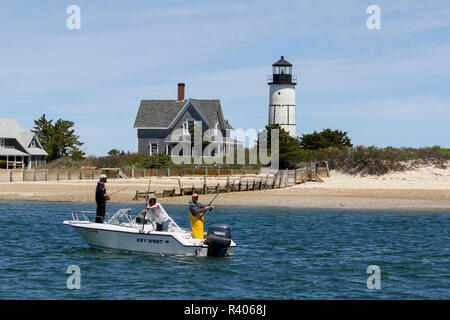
[267,74,297,85]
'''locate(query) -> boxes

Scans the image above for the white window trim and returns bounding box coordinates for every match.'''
[183,119,198,135]
[149,143,159,156]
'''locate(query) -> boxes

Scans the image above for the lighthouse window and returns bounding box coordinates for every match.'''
[273,66,280,74]
[280,66,286,74]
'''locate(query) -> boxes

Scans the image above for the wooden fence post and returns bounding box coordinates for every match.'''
[203,176,207,194]
[325,161,330,177]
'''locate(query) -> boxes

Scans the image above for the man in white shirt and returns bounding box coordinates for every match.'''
[141,197,171,231]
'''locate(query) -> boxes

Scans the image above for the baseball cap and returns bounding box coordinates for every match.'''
[192,193,199,198]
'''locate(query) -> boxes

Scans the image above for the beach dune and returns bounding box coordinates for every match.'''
[0,164,448,210]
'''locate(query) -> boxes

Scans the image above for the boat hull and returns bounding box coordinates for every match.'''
[64,220,236,257]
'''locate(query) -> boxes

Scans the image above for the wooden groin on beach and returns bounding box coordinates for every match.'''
[133,166,328,200]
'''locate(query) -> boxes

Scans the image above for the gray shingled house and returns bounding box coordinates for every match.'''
[133,83,235,157]
[0,118,48,169]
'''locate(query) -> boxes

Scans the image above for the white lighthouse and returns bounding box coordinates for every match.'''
[268,56,297,137]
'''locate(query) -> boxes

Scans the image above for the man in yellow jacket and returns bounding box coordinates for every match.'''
[188,193,214,239]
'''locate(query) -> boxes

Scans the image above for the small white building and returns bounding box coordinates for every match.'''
[268,56,297,138]
[0,118,48,169]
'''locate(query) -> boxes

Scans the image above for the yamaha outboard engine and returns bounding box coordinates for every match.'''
[206,224,232,257]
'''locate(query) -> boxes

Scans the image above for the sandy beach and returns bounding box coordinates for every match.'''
[0,164,449,210]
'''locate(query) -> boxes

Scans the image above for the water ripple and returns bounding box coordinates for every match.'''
[0,201,448,299]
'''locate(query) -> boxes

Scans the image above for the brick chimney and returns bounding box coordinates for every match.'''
[177,83,185,101]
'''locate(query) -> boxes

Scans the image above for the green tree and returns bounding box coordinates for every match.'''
[108,149,121,156]
[258,124,302,169]
[299,128,352,150]
[143,153,172,168]
[32,114,54,154]
[32,114,85,161]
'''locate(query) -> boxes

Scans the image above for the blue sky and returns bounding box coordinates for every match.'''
[0,0,449,156]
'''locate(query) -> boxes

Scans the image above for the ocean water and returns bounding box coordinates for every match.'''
[0,201,448,300]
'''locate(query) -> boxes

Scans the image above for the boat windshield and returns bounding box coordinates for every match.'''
[107,209,133,225]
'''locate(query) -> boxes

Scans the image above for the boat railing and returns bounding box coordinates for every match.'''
[67,209,191,233]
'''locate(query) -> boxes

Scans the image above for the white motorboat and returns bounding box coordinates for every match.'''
[63,208,236,257]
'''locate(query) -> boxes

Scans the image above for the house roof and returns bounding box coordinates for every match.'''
[0,118,26,139]
[190,99,233,130]
[0,149,29,156]
[133,98,233,130]
[27,147,48,156]
[133,100,186,128]
[0,118,48,156]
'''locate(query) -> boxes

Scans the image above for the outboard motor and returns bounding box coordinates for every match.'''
[206,224,232,257]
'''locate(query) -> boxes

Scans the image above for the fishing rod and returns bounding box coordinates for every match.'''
[109,185,132,196]
[199,191,220,218]
[208,191,220,208]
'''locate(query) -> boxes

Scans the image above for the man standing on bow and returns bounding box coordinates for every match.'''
[95,174,110,223]
[188,193,214,239]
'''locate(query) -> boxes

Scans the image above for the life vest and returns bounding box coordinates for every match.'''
[190,211,205,239]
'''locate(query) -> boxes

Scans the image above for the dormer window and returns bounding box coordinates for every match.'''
[29,138,36,148]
